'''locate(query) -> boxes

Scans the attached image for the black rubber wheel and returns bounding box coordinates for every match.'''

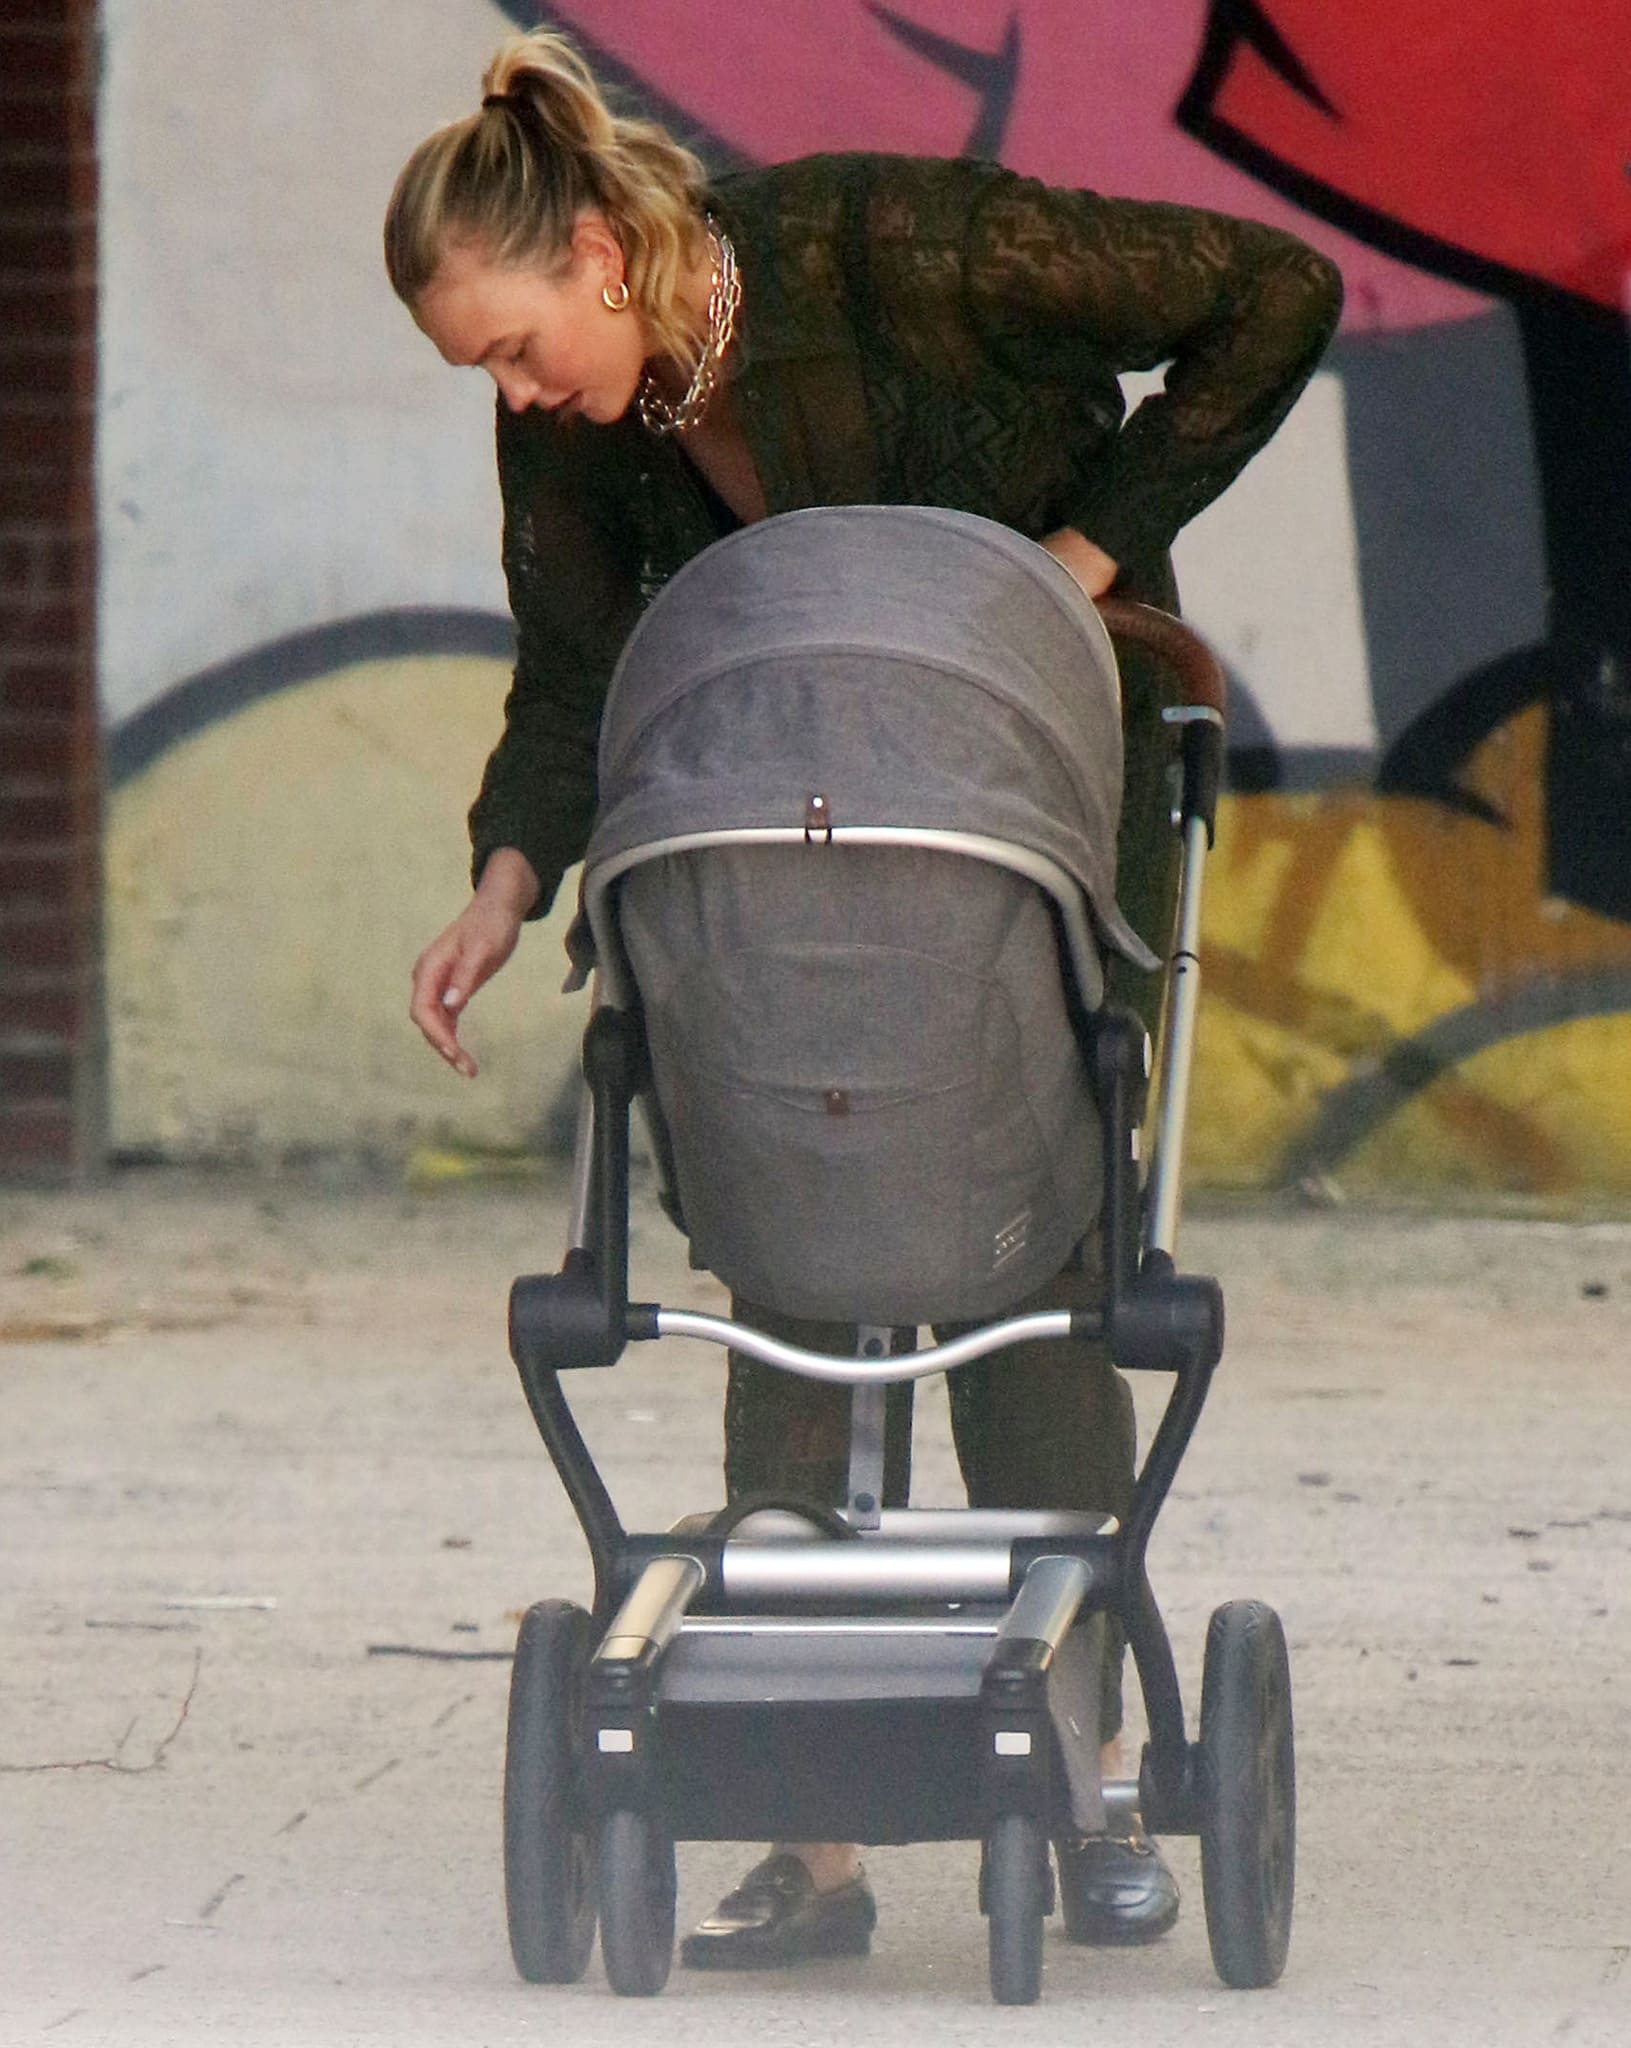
[1198,1599,1296,1989]
[985,1812,1048,2005]
[597,1808,677,1997]
[502,1599,597,1984]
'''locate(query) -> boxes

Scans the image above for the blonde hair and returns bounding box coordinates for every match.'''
[384,29,709,366]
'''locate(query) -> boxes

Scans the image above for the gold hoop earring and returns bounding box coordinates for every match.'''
[602,279,630,312]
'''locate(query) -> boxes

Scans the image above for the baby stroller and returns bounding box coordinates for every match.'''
[503,505,1295,2004]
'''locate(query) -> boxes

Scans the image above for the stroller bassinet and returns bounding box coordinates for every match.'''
[505,505,1296,2007]
[582,505,1157,1324]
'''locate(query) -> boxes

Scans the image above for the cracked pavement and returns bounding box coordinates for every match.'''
[4,1171,1631,2045]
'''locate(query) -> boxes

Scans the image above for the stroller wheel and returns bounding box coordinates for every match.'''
[1198,1600,1296,1988]
[503,1600,597,1983]
[984,1812,1048,2005]
[598,1808,677,1996]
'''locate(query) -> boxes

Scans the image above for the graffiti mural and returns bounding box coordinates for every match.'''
[1179,0,1631,922]
[100,1,1631,1191]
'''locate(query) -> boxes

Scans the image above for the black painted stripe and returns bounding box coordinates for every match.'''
[107,607,515,787]
[1281,966,1631,1180]
[105,602,1376,794]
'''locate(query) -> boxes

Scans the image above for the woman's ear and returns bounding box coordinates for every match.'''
[571,209,624,290]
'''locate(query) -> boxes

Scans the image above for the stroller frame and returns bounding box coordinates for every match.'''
[502,601,1295,2003]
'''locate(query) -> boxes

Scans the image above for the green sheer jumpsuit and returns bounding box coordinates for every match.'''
[469,153,1342,1733]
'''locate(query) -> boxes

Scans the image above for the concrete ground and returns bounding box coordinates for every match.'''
[4,1169,1631,2046]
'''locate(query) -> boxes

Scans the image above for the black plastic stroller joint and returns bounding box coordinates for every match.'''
[1111,1253,1225,1378]
[508,1007,658,1380]
[1113,1251,1225,1564]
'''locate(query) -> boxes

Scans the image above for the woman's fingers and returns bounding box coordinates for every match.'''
[409,898,525,1078]
[410,936,482,1077]
[438,982,479,1078]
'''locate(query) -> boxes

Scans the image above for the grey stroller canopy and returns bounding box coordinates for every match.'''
[586,505,1154,999]
[579,505,1158,1326]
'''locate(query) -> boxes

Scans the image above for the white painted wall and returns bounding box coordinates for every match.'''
[98,0,510,723]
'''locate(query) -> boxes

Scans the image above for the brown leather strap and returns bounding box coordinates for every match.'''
[1097,597,1228,723]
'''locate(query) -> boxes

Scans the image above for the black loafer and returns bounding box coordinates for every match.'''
[1056,1827,1179,1945]
[680,1853,877,1969]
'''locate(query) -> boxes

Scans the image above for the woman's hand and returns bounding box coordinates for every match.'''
[1040,527,1119,600]
[408,849,539,1078]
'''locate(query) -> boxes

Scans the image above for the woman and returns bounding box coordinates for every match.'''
[386,28,1341,1970]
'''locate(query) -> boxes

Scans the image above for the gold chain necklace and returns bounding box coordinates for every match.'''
[637,222,741,436]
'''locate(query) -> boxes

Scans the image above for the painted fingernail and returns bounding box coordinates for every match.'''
[443,988,464,1008]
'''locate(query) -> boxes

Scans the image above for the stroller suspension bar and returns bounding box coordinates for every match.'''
[648,1307,1100,1383]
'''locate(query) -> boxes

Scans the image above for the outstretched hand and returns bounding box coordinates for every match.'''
[408,850,540,1078]
[409,898,522,1077]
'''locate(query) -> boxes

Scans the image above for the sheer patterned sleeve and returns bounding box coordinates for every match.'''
[468,407,643,917]
[961,171,1343,563]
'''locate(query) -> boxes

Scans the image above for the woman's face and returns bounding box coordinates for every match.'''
[413,216,648,425]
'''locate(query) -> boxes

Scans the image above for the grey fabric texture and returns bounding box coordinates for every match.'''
[587,506,1155,982]
[619,847,1103,1323]
[586,506,1133,1325]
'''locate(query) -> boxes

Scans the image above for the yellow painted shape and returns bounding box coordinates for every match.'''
[1187,710,1631,1192]
[109,669,1631,1192]
[1184,1000,1348,1187]
[107,655,592,1160]
[1195,796,1303,964]
[1188,789,1473,1185]
[1344,1014,1631,1197]
[404,1145,547,1189]
[1293,812,1476,1038]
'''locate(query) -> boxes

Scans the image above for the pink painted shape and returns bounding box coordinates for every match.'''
[549,0,1487,332]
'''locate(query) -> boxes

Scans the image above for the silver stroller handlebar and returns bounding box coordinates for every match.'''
[650,1307,1092,1383]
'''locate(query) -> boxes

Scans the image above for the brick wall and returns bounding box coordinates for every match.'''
[0,0,103,1179]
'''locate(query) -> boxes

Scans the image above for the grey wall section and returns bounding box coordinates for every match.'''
[1337,312,1546,755]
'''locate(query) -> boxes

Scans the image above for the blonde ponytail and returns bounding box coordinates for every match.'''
[383,29,710,366]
